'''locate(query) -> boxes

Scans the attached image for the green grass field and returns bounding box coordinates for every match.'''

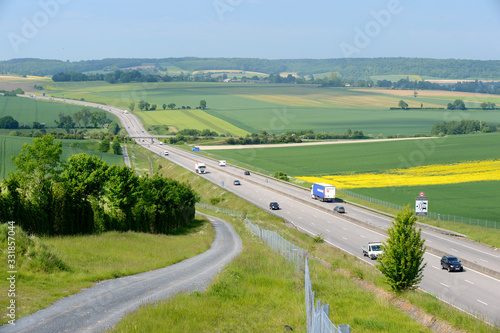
[205,134,500,176]
[0,95,104,126]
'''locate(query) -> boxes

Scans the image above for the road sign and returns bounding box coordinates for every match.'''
[415,197,428,216]
[419,191,425,197]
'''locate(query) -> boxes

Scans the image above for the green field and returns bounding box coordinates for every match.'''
[0,95,104,126]
[204,134,500,176]
[0,136,125,180]
[204,133,500,222]
[38,81,499,136]
[347,181,500,222]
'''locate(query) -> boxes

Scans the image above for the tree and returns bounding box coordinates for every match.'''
[447,99,466,110]
[55,113,75,133]
[398,100,408,109]
[91,111,108,128]
[162,103,167,110]
[0,116,19,129]
[377,205,426,292]
[11,135,63,234]
[80,108,92,128]
[98,137,111,152]
[273,171,290,182]
[128,102,135,112]
[112,136,122,155]
[199,100,207,109]
[150,104,157,111]
[168,103,176,109]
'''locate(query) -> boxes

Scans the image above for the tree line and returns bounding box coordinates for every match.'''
[223,129,367,145]
[3,57,500,79]
[0,136,198,235]
[431,120,497,136]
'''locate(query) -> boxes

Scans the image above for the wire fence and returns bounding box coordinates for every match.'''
[246,217,306,272]
[305,257,349,333]
[341,189,499,230]
[195,202,244,218]
[246,217,350,333]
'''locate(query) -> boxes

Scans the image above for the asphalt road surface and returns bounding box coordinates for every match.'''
[0,214,242,333]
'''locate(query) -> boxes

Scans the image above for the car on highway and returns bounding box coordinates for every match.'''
[219,160,226,166]
[440,255,463,272]
[233,180,241,185]
[244,170,250,175]
[164,151,169,156]
[333,206,345,213]
[269,202,280,210]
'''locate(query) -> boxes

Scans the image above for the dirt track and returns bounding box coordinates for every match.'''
[200,137,437,150]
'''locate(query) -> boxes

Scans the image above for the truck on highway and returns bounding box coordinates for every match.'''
[195,162,206,174]
[310,183,336,202]
[362,242,383,260]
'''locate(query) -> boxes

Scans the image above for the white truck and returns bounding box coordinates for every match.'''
[219,160,226,166]
[310,183,336,202]
[362,242,383,260]
[195,162,206,174]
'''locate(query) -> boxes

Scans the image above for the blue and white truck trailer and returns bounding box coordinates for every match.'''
[310,183,336,202]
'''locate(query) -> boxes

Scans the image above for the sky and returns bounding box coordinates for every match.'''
[1,0,500,62]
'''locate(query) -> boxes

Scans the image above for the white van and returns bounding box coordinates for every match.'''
[219,160,226,166]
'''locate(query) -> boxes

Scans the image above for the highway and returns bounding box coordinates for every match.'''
[24,94,500,327]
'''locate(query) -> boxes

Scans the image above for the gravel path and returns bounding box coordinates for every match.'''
[0,213,242,333]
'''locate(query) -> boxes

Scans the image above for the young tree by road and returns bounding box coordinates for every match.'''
[377,205,426,292]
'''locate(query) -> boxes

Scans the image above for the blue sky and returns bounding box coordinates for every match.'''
[1,0,500,61]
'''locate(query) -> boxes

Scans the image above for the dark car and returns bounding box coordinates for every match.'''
[269,202,280,210]
[244,170,250,175]
[333,206,345,213]
[233,180,241,185]
[441,255,463,272]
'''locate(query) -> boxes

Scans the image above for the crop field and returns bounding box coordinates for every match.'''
[0,95,103,126]
[205,134,500,176]
[298,160,500,189]
[136,109,248,136]
[204,133,500,222]
[0,135,124,180]
[346,180,500,222]
[37,81,500,136]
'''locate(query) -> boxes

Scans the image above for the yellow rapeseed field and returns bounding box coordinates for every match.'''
[297,160,500,189]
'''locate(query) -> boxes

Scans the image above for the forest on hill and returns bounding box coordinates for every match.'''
[2,57,500,79]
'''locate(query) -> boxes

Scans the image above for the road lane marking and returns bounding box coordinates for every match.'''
[432,266,440,270]
[326,229,330,232]
[360,235,366,238]
[477,300,488,306]
[480,259,488,263]
[440,283,449,288]
[342,237,347,240]
[465,280,474,285]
